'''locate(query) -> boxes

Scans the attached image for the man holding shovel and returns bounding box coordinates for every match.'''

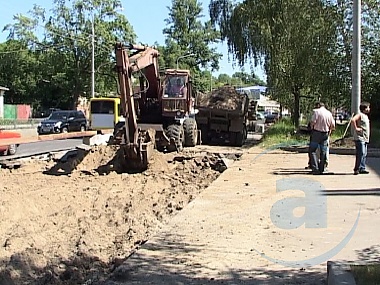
[351,102,371,175]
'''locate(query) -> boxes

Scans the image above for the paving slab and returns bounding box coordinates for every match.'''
[101,145,379,284]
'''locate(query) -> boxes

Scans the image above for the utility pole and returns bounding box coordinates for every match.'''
[176,53,195,69]
[91,11,95,98]
[352,0,361,115]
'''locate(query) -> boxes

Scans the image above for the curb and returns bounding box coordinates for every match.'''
[327,261,356,285]
[281,146,380,157]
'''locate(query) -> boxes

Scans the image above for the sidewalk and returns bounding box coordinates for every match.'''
[17,128,38,138]
[106,146,380,284]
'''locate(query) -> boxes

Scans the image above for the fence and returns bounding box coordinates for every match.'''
[3,104,32,120]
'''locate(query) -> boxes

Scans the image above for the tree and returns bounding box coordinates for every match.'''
[217,73,231,85]
[209,0,339,126]
[3,0,135,109]
[161,0,222,93]
[231,71,265,86]
[360,0,380,119]
[0,40,37,104]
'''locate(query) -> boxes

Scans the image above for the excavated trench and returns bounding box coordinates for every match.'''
[0,145,242,285]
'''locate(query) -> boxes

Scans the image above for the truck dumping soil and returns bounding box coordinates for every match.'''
[196,85,248,114]
[0,145,240,285]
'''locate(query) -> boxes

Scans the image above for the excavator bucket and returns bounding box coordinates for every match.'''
[136,123,174,151]
[118,129,155,172]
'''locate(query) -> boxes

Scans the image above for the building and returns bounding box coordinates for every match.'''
[0,86,9,119]
[236,85,281,114]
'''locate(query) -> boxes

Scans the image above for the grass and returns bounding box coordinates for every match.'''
[351,264,380,285]
[259,118,380,148]
[259,118,309,148]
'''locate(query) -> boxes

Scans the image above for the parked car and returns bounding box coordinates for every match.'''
[37,110,88,135]
[265,112,280,124]
[0,129,21,155]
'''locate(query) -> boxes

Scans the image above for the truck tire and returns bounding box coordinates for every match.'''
[235,132,244,147]
[166,124,184,152]
[199,125,209,145]
[183,118,198,147]
[234,125,247,147]
[7,144,17,155]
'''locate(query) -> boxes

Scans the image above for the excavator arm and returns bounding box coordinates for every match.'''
[113,43,155,171]
[114,42,139,145]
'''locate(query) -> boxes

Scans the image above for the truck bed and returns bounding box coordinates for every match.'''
[195,86,248,117]
[196,107,246,118]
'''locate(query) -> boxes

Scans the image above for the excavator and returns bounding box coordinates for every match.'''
[110,42,198,171]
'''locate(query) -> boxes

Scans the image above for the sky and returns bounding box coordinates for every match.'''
[0,0,265,80]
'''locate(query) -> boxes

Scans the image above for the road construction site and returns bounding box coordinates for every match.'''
[0,131,253,285]
[0,42,378,284]
[0,129,379,284]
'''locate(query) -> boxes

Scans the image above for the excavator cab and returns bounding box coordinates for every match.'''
[161,70,193,117]
[160,70,198,151]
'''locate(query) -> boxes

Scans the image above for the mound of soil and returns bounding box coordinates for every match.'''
[0,146,237,285]
[196,86,248,113]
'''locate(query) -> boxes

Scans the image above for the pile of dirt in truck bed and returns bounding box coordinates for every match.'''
[0,146,239,285]
[196,85,248,113]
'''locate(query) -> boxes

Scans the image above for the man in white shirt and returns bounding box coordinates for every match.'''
[308,102,335,174]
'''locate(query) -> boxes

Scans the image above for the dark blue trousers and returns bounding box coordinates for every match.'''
[308,130,329,173]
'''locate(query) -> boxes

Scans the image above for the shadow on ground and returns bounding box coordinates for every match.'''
[270,149,380,178]
[3,228,379,284]
[0,233,328,285]
[0,250,110,285]
[98,233,327,285]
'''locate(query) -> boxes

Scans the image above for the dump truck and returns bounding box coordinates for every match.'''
[195,85,249,146]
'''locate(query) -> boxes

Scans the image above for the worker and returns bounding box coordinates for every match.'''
[308,102,335,174]
[170,78,184,96]
[306,102,330,170]
[351,101,371,175]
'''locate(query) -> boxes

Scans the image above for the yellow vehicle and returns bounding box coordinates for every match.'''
[89,97,122,130]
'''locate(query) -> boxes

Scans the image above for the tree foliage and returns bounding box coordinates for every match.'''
[0,40,38,104]
[2,0,380,120]
[210,0,340,126]
[161,0,222,93]
[1,0,135,109]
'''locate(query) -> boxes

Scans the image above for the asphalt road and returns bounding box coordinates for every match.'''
[0,126,264,162]
[0,138,83,161]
